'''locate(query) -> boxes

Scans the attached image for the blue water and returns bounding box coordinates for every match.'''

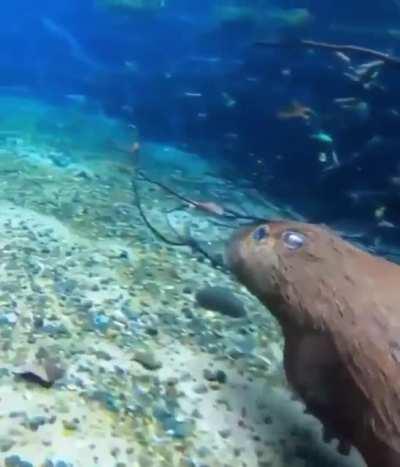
[3,0,394,242]
[0,1,397,466]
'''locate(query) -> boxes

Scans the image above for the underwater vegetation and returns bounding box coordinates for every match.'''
[97,0,167,12]
[214,2,312,29]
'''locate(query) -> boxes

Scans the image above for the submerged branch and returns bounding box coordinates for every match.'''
[131,175,187,247]
[165,213,227,270]
[132,170,227,270]
[255,39,400,67]
[138,169,264,222]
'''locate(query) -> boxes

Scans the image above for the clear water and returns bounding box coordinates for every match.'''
[0,1,397,466]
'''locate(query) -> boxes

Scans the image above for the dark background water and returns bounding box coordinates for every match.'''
[2,0,400,248]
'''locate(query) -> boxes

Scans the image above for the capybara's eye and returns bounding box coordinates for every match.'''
[252,225,269,241]
[281,230,305,250]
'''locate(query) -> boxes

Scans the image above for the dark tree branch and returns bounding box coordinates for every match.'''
[165,213,227,270]
[131,175,187,247]
[255,39,400,67]
[138,169,265,222]
[132,170,228,270]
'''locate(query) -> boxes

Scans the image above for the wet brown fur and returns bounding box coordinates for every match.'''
[227,221,400,467]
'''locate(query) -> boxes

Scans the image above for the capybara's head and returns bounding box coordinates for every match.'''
[226,221,361,325]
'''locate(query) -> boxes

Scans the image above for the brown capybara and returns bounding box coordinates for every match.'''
[227,220,400,467]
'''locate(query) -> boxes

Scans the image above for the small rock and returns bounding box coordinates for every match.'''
[91,390,120,412]
[218,429,231,439]
[193,383,208,394]
[90,312,111,332]
[197,446,211,458]
[14,357,66,388]
[181,307,193,318]
[49,152,71,168]
[42,322,69,336]
[118,250,129,260]
[93,350,112,361]
[153,406,194,439]
[0,437,14,452]
[0,312,18,326]
[203,369,227,384]
[133,351,162,371]
[195,287,246,318]
[44,460,73,467]
[73,169,93,180]
[63,419,79,431]
[209,382,221,391]
[191,409,202,419]
[27,416,47,431]
[33,317,44,329]
[5,455,33,467]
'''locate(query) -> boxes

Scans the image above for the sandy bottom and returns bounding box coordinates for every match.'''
[0,105,367,467]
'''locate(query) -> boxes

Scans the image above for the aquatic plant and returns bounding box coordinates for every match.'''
[96,0,167,12]
[214,2,312,31]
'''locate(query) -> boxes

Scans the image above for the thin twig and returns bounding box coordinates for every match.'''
[131,175,187,246]
[165,213,227,270]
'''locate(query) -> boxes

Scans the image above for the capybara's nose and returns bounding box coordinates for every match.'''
[225,225,258,273]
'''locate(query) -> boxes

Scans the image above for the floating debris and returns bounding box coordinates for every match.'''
[310,131,334,144]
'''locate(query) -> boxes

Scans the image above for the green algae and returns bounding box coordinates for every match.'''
[96,0,167,12]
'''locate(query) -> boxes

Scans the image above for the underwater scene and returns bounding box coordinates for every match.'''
[1,0,400,466]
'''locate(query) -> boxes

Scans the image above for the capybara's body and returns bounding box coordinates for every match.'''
[227,221,400,467]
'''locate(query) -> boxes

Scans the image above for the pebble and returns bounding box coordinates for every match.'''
[44,460,74,467]
[63,419,80,431]
[191,409,202,419]
[203,369,227,384]
[14,357,66,388]
[73,169,93,180]
[0,312,18,326]
[27,415,47,431]
[91,312,111,332]
[133,351,162,370]
[193,383,208,394]
[153,406,194,439]
[218,429,231,439]
[42,322,69,336]
[5,455,33,467]
[94,350,112,361]
[91,390,120,412]
[0,437,15,452]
